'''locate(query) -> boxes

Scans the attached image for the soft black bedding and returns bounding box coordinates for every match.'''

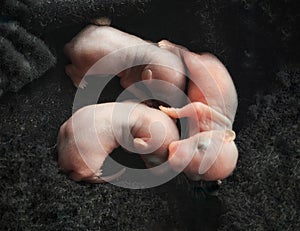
[0,0,299,230]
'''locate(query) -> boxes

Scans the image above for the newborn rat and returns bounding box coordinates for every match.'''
[159,40,238,181]
[64,25,185,100]
[57,102,179,183]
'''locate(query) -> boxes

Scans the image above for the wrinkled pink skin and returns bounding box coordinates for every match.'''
[57,102,179,183]
[64,25,185,97]
[159,40,238,181]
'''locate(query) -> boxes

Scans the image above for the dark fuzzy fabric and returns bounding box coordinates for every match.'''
[0,22,56,96]
[1,0,150,34]
[219,68,300,230]
[0,0,150,98]
[0,0,299,230]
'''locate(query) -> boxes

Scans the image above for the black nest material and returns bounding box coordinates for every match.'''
[0,22,56,95]
[0,0,299,230]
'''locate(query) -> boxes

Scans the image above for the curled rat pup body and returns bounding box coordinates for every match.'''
[159,40,238,181]
[57,102,179,183]
[64,25,185,99]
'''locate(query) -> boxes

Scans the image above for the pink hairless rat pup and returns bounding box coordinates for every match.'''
[159,40,238,181]
[64,25,185,98]
[57,102,179,183]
